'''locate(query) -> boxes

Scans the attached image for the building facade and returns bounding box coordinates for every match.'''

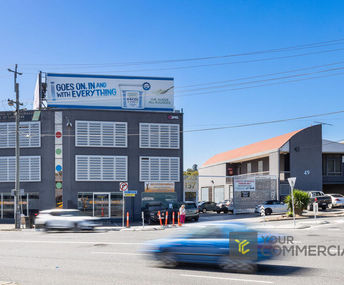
[199,125,344,212]
[0,108,183,221]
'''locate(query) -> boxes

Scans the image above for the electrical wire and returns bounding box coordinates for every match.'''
[3,109,343,137]
[9,37,344,68]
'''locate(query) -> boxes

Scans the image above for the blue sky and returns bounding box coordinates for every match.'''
[0,0,343,169]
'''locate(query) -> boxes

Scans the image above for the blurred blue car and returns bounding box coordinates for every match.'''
[143,222,277,273]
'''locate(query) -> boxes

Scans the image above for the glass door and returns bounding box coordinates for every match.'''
[93,193,110,218]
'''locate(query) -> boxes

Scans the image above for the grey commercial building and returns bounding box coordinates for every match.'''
[199,125,344,212]
[0,108,183,221]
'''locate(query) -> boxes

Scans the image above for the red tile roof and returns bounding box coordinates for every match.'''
[202,129,302,167]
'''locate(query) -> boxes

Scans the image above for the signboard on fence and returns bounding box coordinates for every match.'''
[36,73,174,111]
[234,178,256,191]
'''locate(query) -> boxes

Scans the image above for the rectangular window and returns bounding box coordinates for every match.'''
[75,121,127,148]
[327,155,342,176]
[0,122,41,148]
[75,155,128,181]
[258,160,263,173]
[139,123,180,149]
[247,162,252,174]
[140,157,180,182]
[0,156,41,182]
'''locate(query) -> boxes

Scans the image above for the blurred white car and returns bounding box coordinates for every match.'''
[327,194,344,208]
[35,209,101,231]
[255,200,288,215]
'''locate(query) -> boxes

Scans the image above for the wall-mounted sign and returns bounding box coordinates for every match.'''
[168,115,179,120]
[36,73,174,111]
[144,182,175,192]
[234,178,256,191]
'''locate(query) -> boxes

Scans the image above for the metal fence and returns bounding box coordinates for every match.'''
[232,175,278,214]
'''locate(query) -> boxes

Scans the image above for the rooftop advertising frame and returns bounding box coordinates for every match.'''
[35,73,174,111]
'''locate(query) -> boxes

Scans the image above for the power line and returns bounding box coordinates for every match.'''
[9,109,344,137]
[176,60,344,89]
[176,65,344,94]
[183,110,344,133]
[11,37,344,68]
[175,71,344,98]
[33,46,344,74]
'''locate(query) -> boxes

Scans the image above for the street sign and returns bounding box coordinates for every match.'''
[124,190,137,197]
[11,189,24,196]
[119,182,128,192]
[288,177,296,188]
[125,190,137,194]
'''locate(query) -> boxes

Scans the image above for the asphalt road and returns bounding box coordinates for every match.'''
[0,215,344,285]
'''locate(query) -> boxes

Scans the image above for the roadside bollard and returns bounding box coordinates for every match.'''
[126,211,129,228]
[158,211,163,226]
[142,211,144,228]
[172,212,175,226]
[178,211,181,226]
[165,211,168,226]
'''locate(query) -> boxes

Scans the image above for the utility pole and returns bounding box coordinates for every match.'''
[8,64,23,229]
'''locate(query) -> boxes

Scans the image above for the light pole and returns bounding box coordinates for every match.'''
[8,64,23,229]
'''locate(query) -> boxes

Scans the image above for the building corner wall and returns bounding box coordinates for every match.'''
[290,125,322,191]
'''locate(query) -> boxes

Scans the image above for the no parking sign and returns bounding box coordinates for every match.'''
[119,182,128,192]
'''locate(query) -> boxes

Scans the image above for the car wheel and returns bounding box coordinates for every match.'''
[44,222,52,232]
[148,217,153,225]
[73,223,80,231]
[217,210,221,214]
[194,217,199,222]
[219,256,257,274]
[224,209,228,214]
[321,206,327,211]
[265,208,272,215]
[159,252,177,268]
[202,208,207,213]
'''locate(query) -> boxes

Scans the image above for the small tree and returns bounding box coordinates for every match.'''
[284,189,310,216]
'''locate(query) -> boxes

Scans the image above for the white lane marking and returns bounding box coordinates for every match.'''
[0,240,143,245]
[181,274,274,284]
[92,251,147,256]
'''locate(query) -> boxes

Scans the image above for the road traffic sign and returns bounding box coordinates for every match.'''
[119,182,128,192]
[288,177,296,188]
[125,190,137,194]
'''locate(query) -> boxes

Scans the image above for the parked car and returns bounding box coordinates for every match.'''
[142,222,277,273]
[35,209,101,231]
[198,201,218,213]
[307,191,332,211]
[184,201,200,221]
[216,200,233,214]
[142,202,175,225]
[255,200,288,215]
[327,193,344,208]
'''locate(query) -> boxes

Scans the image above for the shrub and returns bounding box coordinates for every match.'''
[284,189,310,216]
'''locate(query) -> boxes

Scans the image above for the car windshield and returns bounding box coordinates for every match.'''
[331,194,343,198]
[185,203,197,209]
[51,211,80,216]
[312,192,323,196]
[148,206,164,211]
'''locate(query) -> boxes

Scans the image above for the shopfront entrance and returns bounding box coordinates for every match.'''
[93,193,110,218]
[78,192,123,218]
[0,192,39,219]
